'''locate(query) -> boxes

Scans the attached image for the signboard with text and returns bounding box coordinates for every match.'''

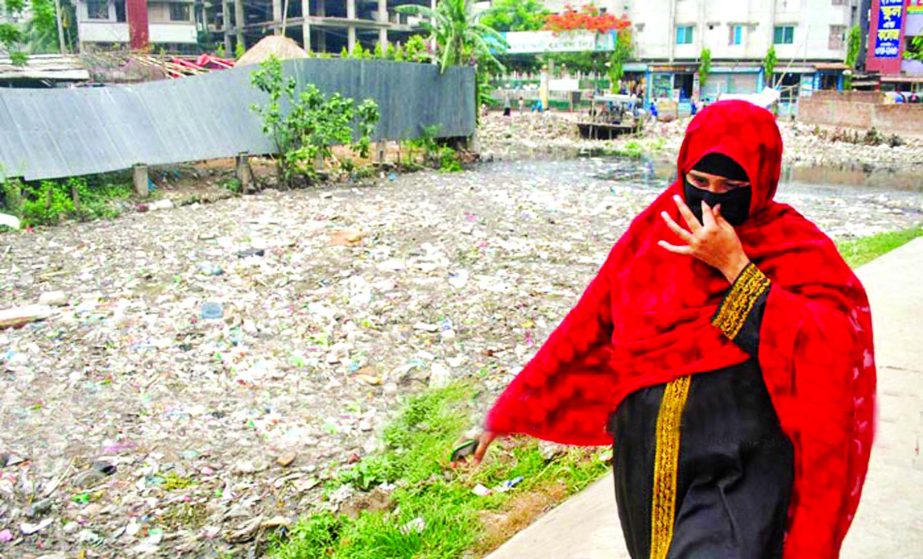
[875,0,905,57]
[502,31,615,54]
[908,0,923,15]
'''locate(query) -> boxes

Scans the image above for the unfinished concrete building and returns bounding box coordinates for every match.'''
[223,0,435,55]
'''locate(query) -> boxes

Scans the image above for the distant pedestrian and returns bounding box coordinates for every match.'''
[894,91,905,104]
[470,100,875,559]
[518,95,525,115]
[649,101,659,122]
[503,94,512,117]
[909,91,920,104]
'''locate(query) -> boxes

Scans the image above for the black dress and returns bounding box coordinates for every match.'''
[609,267,794,559]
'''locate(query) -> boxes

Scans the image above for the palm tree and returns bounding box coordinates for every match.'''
[396,0,507,74]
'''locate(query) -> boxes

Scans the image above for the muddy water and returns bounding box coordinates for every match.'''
[585,154,922,194]
[782,165,921,193]
[478,155,922,239]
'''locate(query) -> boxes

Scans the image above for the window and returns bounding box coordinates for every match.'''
[676,25,694,45]
[773,25,794,45]
[829,25,845,50]
[87,0,109,20]
[729,24,743,45]
[169,3,191,22]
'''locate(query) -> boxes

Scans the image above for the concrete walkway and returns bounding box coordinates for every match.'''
[486,238,923,559]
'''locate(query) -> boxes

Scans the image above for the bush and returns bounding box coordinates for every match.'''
[1,176,132,227]
[0,178,24,216]
[250,56,381,188]
[438,146,462,173]
[403,34,432,64]
[219,177,242,193]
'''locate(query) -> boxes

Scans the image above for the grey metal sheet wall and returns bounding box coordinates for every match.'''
[0,59,475,181]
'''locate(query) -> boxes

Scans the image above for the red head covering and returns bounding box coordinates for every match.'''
[486,100,875,557]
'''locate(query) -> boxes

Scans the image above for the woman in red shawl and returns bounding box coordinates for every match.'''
[473,101,875,558]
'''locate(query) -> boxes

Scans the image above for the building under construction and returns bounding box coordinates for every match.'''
[221,0,435,55]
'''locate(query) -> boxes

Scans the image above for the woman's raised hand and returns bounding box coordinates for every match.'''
[658,195,750,283]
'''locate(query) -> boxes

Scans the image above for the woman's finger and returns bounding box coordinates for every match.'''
[712,204,732,228]
[472,431,497,465]
[660,211,692,241]
[658,240,694,255]
[700,201,717,228]
[672,195,701,231]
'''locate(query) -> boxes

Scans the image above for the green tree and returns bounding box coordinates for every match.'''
[480,0,550,33]
[24,0,59,51]
[608,30,634,92]
[403,34,432,64]
[844,25,861,89]
[763,45,777,88]
[1,0,30,65]
[397,0,507,126]
[396,0,507,73]
[249,56,380,187]
[904,35,923,61]
[698,47,711,88]
[0,0,73,62]
[480,0,548,77]
[350,42,369,59]
[845,25,861,67]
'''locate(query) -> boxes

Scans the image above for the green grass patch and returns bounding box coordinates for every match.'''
[269,383,610,559]
[1,174,134,227]
[837,226,922,268]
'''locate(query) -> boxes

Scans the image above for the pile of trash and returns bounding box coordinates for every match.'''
[1,158,920,557]
[478,111,923,174]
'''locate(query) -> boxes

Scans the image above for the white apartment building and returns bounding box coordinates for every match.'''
[517,1,860,106]
[629,0,858,62]
[75,0,198,51]
[538,0,857,62]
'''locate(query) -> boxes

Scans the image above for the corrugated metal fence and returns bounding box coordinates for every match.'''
[0,59,476,181]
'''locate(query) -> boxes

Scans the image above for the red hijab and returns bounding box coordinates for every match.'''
[486,100,875,557]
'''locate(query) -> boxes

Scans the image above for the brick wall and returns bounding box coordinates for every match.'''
[806,90,882,104]
[798,92,923,136]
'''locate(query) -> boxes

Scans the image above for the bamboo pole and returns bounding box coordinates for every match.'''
[53,0,67,54]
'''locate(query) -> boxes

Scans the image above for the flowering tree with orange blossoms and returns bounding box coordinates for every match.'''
[544,3,631,36]
[543,3,633,89]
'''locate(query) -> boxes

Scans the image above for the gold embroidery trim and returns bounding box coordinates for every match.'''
[712,263,771,341]
[649,375,692,559]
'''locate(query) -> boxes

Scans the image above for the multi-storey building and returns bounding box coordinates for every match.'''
[864,0,923,92]
[497,0,862,105]
[222,0,433,56]
[75,0,199,52]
